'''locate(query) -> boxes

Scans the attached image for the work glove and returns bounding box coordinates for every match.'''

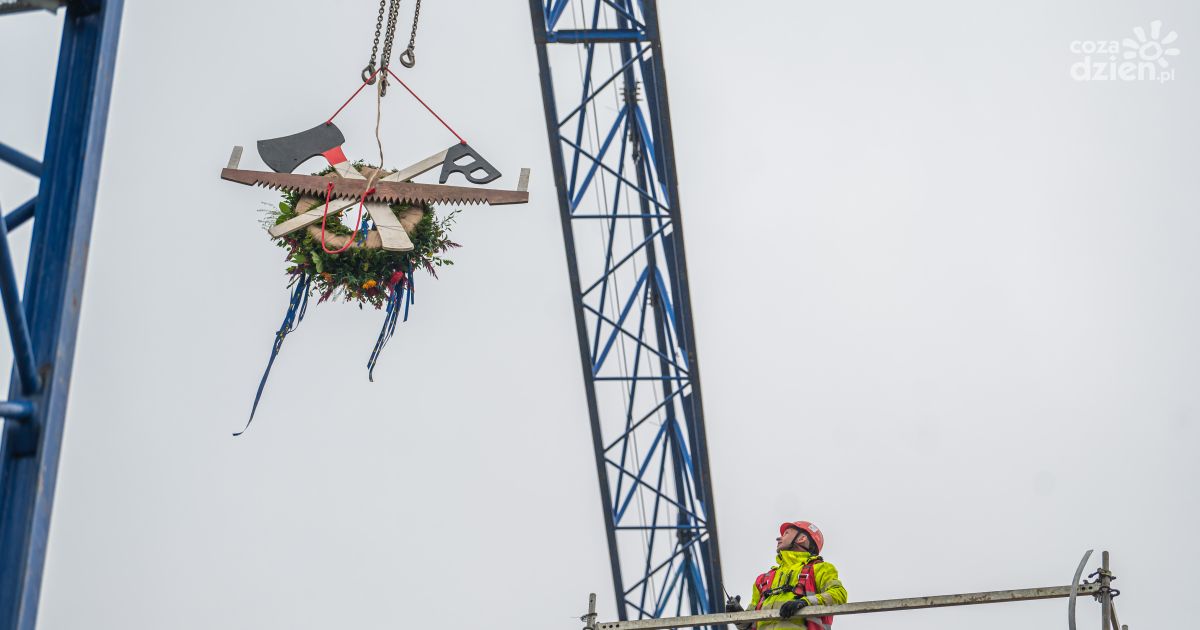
[779,598,809,619]
[727,597,752,630]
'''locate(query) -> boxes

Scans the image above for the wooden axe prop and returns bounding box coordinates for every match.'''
[256,121,353,174]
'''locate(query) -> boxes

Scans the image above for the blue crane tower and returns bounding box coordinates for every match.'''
[0,1,124,628]
[527,0,724,621]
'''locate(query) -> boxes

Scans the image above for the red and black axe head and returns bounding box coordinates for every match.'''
[257,122,347,173]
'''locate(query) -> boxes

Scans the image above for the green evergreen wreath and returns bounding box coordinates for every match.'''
[258,162,461,308]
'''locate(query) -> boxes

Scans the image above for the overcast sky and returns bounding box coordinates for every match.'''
[1,1,1196,629]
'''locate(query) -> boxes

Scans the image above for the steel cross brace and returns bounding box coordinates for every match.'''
[0,1,124,628]
[529,0,723,622]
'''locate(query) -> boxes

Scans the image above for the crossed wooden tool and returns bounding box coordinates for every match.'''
[221,121,530,251]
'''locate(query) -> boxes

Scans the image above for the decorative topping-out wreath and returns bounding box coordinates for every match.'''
[221,63,530,435]
[261,162,460,309]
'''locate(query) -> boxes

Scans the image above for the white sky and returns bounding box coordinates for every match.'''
[1,1,1196,629]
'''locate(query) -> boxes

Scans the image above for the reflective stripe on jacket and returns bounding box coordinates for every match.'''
[749,550,847,630]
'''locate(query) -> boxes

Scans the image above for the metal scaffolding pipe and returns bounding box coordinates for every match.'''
[1100,551,1112,630]
[591,583,1103,630]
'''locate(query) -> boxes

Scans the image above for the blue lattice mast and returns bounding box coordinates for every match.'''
[0,2,124,629]
[528,0,723,621]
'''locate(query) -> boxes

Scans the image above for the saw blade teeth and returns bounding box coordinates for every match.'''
[230,169,526,209]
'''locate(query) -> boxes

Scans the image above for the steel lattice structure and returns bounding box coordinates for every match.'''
[528,0,723,621]
[0,1,124,628]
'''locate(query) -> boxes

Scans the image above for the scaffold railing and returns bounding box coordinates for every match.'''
[578,550,1128,630]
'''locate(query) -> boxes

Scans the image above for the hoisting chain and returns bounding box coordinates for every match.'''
[361,0,389,84]
[399,0,421,68]
[361,0,424,93]
[377,0,402,94]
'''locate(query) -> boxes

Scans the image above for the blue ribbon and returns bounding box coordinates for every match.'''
[367,265,415,381]
[236,273,311,436]
[356,217,371,245]
[405,268,415,312]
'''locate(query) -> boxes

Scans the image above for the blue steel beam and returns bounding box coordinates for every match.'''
[547,28,647,43]
[528,0,723,623]
[0,203,40,395]
[0,1,124,628]
[2,198,36,232]
[0,143,42,178]
[0,402,33,421]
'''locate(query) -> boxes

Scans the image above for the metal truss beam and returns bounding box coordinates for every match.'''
[0,1,124,628]
[528,0,723,622]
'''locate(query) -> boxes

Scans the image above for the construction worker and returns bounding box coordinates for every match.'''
[725,521,847,630]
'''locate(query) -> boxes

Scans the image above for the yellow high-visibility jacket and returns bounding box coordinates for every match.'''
[749,550,847,630]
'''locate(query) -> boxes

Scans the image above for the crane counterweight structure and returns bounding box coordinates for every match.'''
[528,0,723,621]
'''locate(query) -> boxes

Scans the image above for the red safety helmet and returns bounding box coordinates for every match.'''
[779,521,824,554]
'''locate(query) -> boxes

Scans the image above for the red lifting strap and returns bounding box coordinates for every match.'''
[325,67,466,145]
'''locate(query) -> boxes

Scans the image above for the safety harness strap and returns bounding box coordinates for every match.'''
[753,558,835,630]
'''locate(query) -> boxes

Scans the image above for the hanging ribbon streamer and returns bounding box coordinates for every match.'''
[405,265,415,314]
[356,217,371,245]
[367,265,416,381]
[235,273,311,436]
